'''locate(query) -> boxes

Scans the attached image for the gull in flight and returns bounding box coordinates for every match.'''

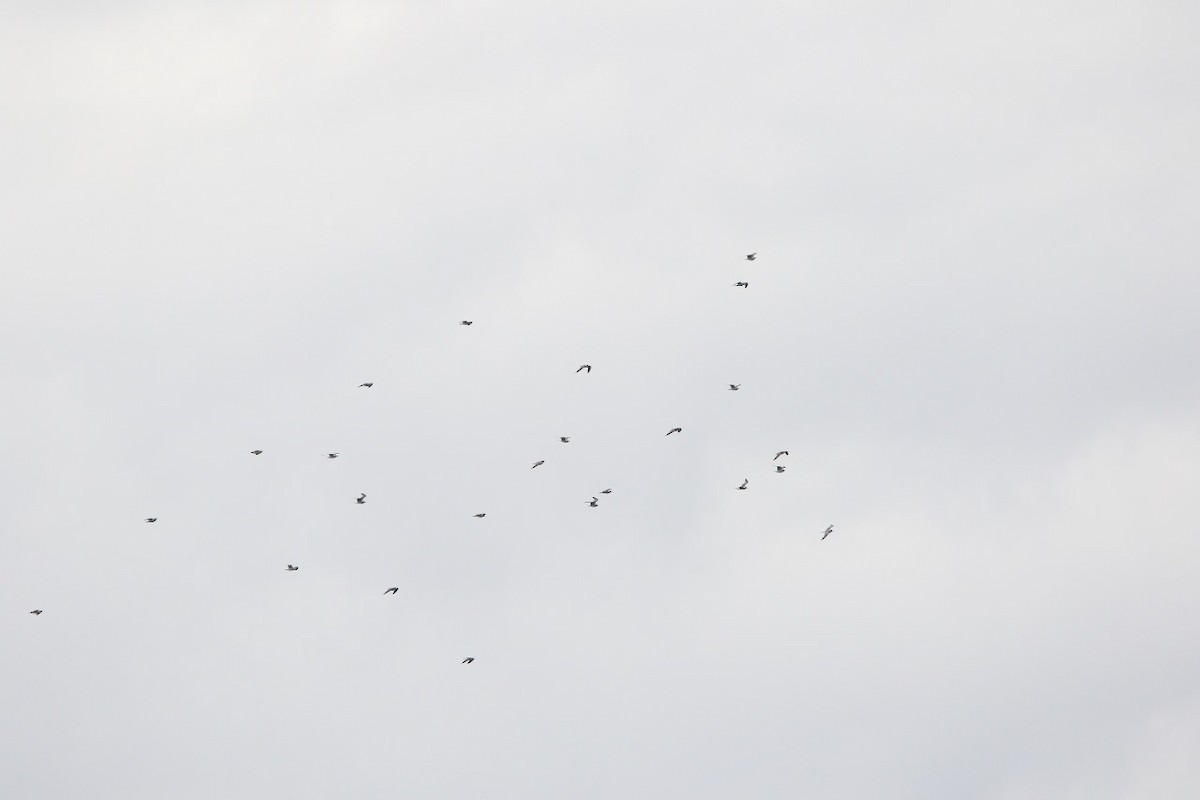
[460,320,473,326]
[250,449,263,455]
[359,382,373,388]
[531,460,545,469]
[737,479,749,490]
[356,493,367,504]
[560,436,570,443]
[576,364,592,373]
[666,427,682,435]
[822,524,834,540]
[773,450,788,460]
[326,453,340,459]
[144,517,157,523]
[775,466,786,473]
[586,497,599,507]
[30,609,43,615]
[384,587,398,595]
[600,488,612,494]
[473,513,486,518]
[462,657,475,664]
[746,253,757,261]
[734,281,749,288]
[729,384,740,391]
[286,565,299,571]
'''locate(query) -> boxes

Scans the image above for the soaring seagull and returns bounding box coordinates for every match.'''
[773,450,788,460]
[250,449,263,455]
[746,253,757,261]
[531,460,545,469]
[462,657,475,664]
[144,518,157,523]
[734,281,749,288]
[666,427,682,435]
[460,320,474,326]
[576,364,592,373]
[822,524,834,540]
[737,479,749,490]
[286,565,299,571]
[600,488,612,494]
[326,453,340,459]
[473,513,486,518]
[586,497,599,507]
[356,493,367,504]
[359,382,373,388]
[30,609,43,615]
[729,384,740,391]
[384,587,399,595]
[775,466,786,473]
[560,436,570,443]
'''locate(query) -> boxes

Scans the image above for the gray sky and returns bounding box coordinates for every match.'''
[3,2,1199,797]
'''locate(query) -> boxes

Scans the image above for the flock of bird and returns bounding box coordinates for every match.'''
[25,251,838,662]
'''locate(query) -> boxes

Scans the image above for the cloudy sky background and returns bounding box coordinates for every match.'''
[3,1,1199,797]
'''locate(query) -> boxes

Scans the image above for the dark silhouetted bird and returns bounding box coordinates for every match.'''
[474,513,486,518]
[145,518,157,523]
[460,320,473,326]
[359,382,373,388]
[286,565,299,571]
[729,384,740,391]
[734,282,749,288]
[250,450,263,455]
[356,493,366,504]
[775,466,786,473]
[30,609,43,615]
[822,525,834,540]
[600,488,612,494]
[576,364,591,373]
[531,460,545,469]
[326,453,339,459]
[774,450,788,460]
[462,657,475,663]
[737,479,749,490]
[746,253,757,261]
[384,587,399,595]
[666,427,682,435]
[560,436,570,443]
[586,497,599,507]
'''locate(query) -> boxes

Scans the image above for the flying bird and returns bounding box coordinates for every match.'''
[359,382,373,388]
[356,493,366,504]
[144,518,157,523]
[30,609,43,615]
[586,497,599,507]
[737,479,749,490]
[822,525,834,540]
[775,466,786,473]
[384,587,399,595]
[286,565,299,571]
[600,488,612,494]
[666,427,682,435]
[326,453,339,459]
[473,513,486,518]
[462,657,475,663]
[729,384,740,391]
[773,450,788,460]
[746,253,757,261]
[460,320,473,326]
[250,449,263,455]
[734,282,749,288]
[576,364,592,373]
[531,460,545,469]
[560,436,570,443]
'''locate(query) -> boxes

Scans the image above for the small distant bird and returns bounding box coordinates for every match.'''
[576,364,592,373]
[473,513,486,518]
[326,453,339,459]
[774,450,789,460]
[356,493,366,504]
[384,587,399,595]
[822,525,834,540]
[600,488,612,494]
[734,282,749,288]
[30,609,43,615]
[737,479,749,490]
[250,449,263,455]
[586,497,599,507]
[666,427,682,435]
[729,384,740,391]
[560,436,570,443]
[531,460,545,469]
[460,320,473,326]
[359,382,373,388]
[462,657,475,663]
[746,253,757,261]
[286,565,299,571]
[145,518,157,523]
[775,466,786,473]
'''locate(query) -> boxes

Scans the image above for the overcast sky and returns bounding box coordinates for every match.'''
[3,2,1199,798]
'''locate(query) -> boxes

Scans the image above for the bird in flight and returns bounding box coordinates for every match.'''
[250,449,263,455]
[600,488,612,494]
[576,364,592,373]
[734,281,749,288]
[737,479,749,490]
[460,320,473,326]
[531,460,545,469]
[326,453,339,459]
[473,513,486,518]
[773,450,788,460]
[384,587,399,595]
[359,382,373,388]
[356,493,367,504]
[729,384,740,391]
[822,525,834,540]
[30,609,43,615]
[746,253,757,261]
[144,518,157,523]
[666,427,682,435]
[586,497,599,507]
[775,466,786,473]
[560,436,570,443]
[286,565,299,571]
[462,657,475,664]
